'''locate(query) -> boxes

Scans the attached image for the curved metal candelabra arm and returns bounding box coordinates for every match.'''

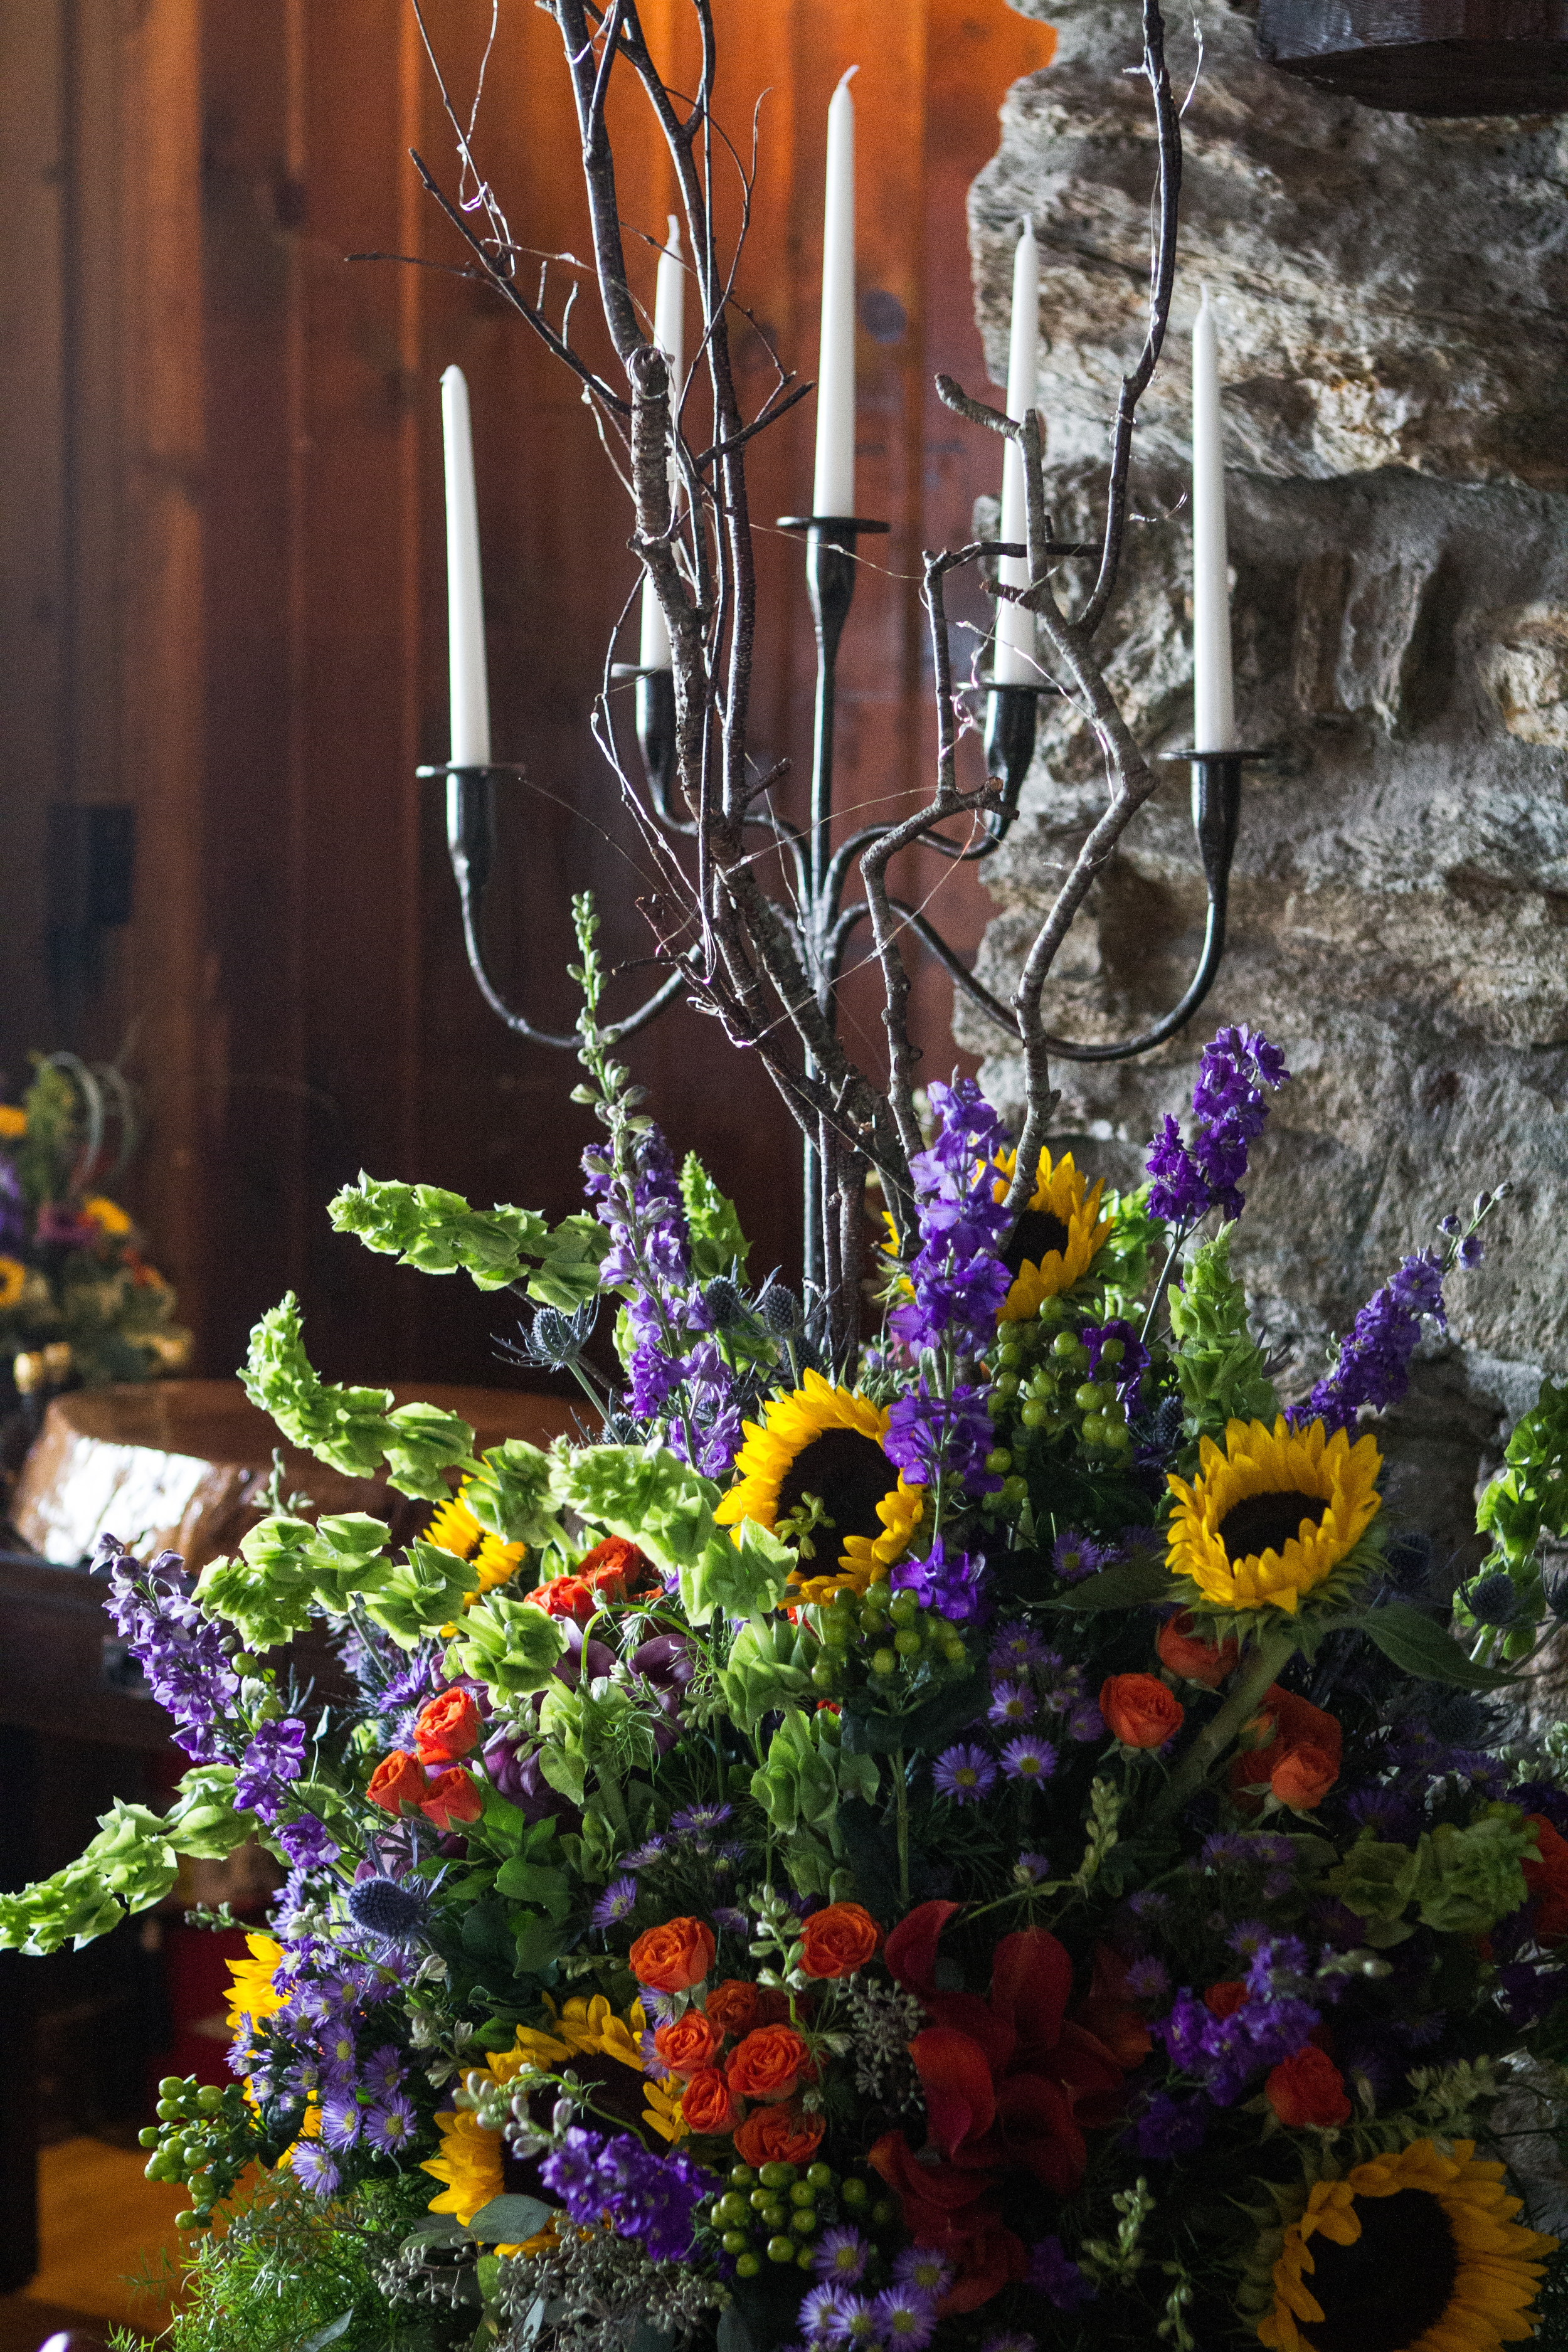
[420,763,687,1047]
[843,751,1251,1064]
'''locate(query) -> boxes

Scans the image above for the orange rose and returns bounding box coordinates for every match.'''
[733,2102,825,2169]
[1204,1979,1248,2020]
[799,1902,880,1980]
[704,1978,761,2037]
[680,2066,738,2135]
[1270,1742,1338,1811]
[725,2024,812,2104]
[366,1750,428,1814]
[1156,1611,1239,1688]
[420,1766,483,1831]
[1231,1687,1342,1811]
[576,1535,655,1598]
[526,1573,598,1623]
[654,2010,724,2078]
[629,1916,717,1993]
[1264,2045,1351,2129]
[1523,1814,1568,1945]
[413,1688,482,1764]
[1100,1673,1184,1750]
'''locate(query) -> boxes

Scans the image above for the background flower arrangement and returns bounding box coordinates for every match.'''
[7,904,1568,2352]
[0,1053,189,1418]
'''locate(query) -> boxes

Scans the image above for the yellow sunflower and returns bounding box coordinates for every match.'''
[714,1368,924,1603]
[991,1146,1112,1322]
[81,1194,132,1236]
[0,1256,26,1311]
[0,1105,26,1140]
[1167,1414,1382,1616]
[426,1481,528,1613]
[1258,2138,1555,2352]
[423,1995,681,2255]
[223,1931,288,2033]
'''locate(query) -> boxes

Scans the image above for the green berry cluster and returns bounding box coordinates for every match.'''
[698,2159,896,2277]
[987,1298,1141,1460]
[140,2072,261,2229]
[806,1583,969,1696]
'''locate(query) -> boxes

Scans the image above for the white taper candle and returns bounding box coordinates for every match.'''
[638,214,686,673]
[812,67,859,519]
[995,219,1040,689]
[1191,287,1237,751]
[441,364,491,767]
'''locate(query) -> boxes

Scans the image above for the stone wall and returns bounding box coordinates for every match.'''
[965,0,1568,1571]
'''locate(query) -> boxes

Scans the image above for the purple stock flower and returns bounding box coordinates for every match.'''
[541,2125,712,2263]
[235,1717,309,1821]
[1145,1025,1290,1226]
[1154,1936,1319,2106]
[1027,2237,1095,2311]
[931,1744,997,1804]
[891,1537,988,1624]
[1134,2089,1210,2159]
[276,1813,341,1870]
[1294,1248,1447,1436]
[889,1079,1013,1358]
[95,1539,240,1764]
[884,1379,1001,1498]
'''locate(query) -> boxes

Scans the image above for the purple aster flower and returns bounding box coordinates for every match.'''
[820,2295,878,2348]
[670,1802,733,1835]
[320,2089,363,2151]
[1014,1852,1052,1885]
[1128,1888,1172,1920]
[1027,2236,1094,2311]
[364,2090,417,2153]
[591,1875,640,1929]
[290,2141,341,2198]
[362,2043,405,2097]
[1134,2089,1209,2159]
[872,2287,938,2349]
[1069,1699,1106,1742]
[712,1906,750,1936]
[1051,1530,1107,1584]
[892,2249,953,2299]
[1345,1788,1421,1843]
[988,1619,1048,1674]
[800,2287,854,2343]
[623,1837,667,1870]
[812,2228,870,2284]
[988,1677,1036,1728]
[891,1537,989,1624]
[1000,1734,1057,1785]
[1145,1024,1290,1226]
[979,2333,1036,2352]
[276,1813,341,1870]
[1125,1955,1170,2005]
[1227,1917,1274,1963]
[1293,1248,1448,1436]
[932,1744,998,1804]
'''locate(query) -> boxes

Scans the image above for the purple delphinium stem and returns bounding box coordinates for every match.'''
[1292,1247,1447,1436]
[1145,1025,1290,1229]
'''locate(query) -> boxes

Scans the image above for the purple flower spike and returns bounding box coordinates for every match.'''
[1293,1247,1448,1436]
[1145,1025,1289,1227]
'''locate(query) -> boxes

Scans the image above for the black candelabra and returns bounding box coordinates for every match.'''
[421,521,1247,1292]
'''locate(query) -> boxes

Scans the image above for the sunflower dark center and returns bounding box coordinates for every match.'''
[773,1429,894,1545]
[1298,2188,1458,2352]
[1218,1489,1327,1563]
[1002,1207,1072,1279]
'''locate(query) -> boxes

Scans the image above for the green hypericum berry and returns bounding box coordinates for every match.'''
[871,2198,897,2228]
[789,2181,816,2206]
[811,1659,839,1690]
[797,2247,815,2269]
[997,1340,1024,1369]
[841,2179,869,2209]
[985,1448,1012,1475]
[1099,1336,1125,1365]
[722,2231,749,2255]
[1104,1423,1133,1453]
[889,1591,919,1627]
[158,2076,184,2099]
[760,2203,788,2231]
[790,2209,817,2235]
[1074,1382,1103,1411]
[719,2192,750,2224]
[1020,1402,1047,1429]
[767,2235,797,2264]
[871,1648,898,1678]
[736,2254,761,2278]
[807,2163,834,2190]
[750,2189,771,2210]
[1082,1414,1107,1445]
[759,2161,798,2188]
[1037,1296,1065,1324]
[893,1629,921,1658]
[1051,1332,1078,1359]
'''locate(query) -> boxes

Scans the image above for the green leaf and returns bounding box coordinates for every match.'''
[299,2314,356,2352]
[841,1666,990,1756]
[466,2193,555,2244]
[494,1857,573,1919]
[1042,1552,1172,1611]
[1361,1601,1520,1690]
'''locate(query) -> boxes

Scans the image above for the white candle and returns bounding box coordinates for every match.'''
[639,214,686,672]
[995,219,1040,689]
[441,364,491,766]
[812,67,858,519]
[1191,287,1236,751]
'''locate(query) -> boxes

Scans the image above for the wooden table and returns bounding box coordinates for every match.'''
[0,1377,576,2291]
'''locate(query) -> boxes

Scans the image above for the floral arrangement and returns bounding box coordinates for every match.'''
[0,1056,189,1402]
[8,909,1568,2352]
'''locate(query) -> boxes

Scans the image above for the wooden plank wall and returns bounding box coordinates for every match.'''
[0,0,1054,1389]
